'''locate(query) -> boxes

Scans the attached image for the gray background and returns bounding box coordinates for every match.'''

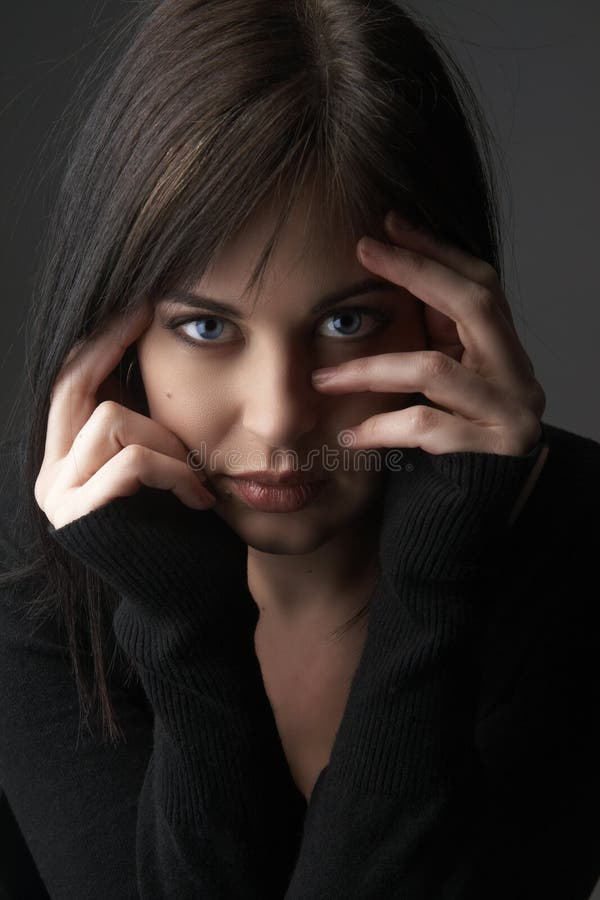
[0,3,599,897]
[1,1,599,445]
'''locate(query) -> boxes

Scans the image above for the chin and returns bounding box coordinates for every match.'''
[218,488,388,560]
[214,500,347,555]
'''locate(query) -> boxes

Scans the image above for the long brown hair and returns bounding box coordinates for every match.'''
[1,0,509,744]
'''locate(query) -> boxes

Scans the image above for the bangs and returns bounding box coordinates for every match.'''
[134,109,409,318]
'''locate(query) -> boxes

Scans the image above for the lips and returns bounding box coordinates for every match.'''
[223,475,330,512]
[227,471,326,486]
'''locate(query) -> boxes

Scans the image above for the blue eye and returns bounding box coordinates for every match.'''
[165,306,391,349]
[318,308,389,339]
[180,316,232,343]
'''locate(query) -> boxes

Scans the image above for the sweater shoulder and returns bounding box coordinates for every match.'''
[530,420,600,532]
[0,431,69,651]
[0,431,147,707]
[541,419,600,468]
[0,431,32,565]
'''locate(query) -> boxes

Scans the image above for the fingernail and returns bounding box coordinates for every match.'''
[195,476,217,503]
[358,237,384,257]
[197,485,217,506]
[312,367,338,383]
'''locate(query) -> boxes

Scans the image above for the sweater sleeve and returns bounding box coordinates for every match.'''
[283,439,551,900]
[46,487,306,899]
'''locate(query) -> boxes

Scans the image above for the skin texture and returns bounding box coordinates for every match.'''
[135,199,427,638]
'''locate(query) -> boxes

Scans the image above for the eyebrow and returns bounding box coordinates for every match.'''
[159,277,399,319]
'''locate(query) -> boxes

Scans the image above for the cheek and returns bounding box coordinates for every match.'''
[136,334,233,447]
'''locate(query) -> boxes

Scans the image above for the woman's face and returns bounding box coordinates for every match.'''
[136,203,427,554]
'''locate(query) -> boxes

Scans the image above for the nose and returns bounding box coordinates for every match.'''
[240,341,320,448]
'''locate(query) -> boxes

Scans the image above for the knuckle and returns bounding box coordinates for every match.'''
[94,399,122,425]
[528,380,547,417]
[475,261,500,289]
[120,442,150,468]
[469,285,495,313]
[33,474,45,509]
[410,404,437,433]
[423,351,454,381]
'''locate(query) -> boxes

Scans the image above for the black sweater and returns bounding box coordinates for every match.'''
[0,421,599,899]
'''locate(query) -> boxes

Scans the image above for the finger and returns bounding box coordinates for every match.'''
[356,239,534,391]
[46,303,154,462]
[46,446,216,530]
[50,401,207,494]
[312,350,527,426]
[342,404,538,457]
[383,211,517,331]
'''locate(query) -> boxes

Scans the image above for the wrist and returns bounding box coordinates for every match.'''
[380,438,549,584]
[48,486,256,637]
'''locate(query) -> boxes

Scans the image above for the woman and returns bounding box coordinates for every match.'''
[1,1,598,898]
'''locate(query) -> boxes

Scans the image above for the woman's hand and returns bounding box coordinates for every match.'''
[311,210,546,459]
[40,301,255,643]
[34,301,216,530]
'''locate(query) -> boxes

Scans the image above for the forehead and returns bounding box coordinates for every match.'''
[193,195,373,310]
